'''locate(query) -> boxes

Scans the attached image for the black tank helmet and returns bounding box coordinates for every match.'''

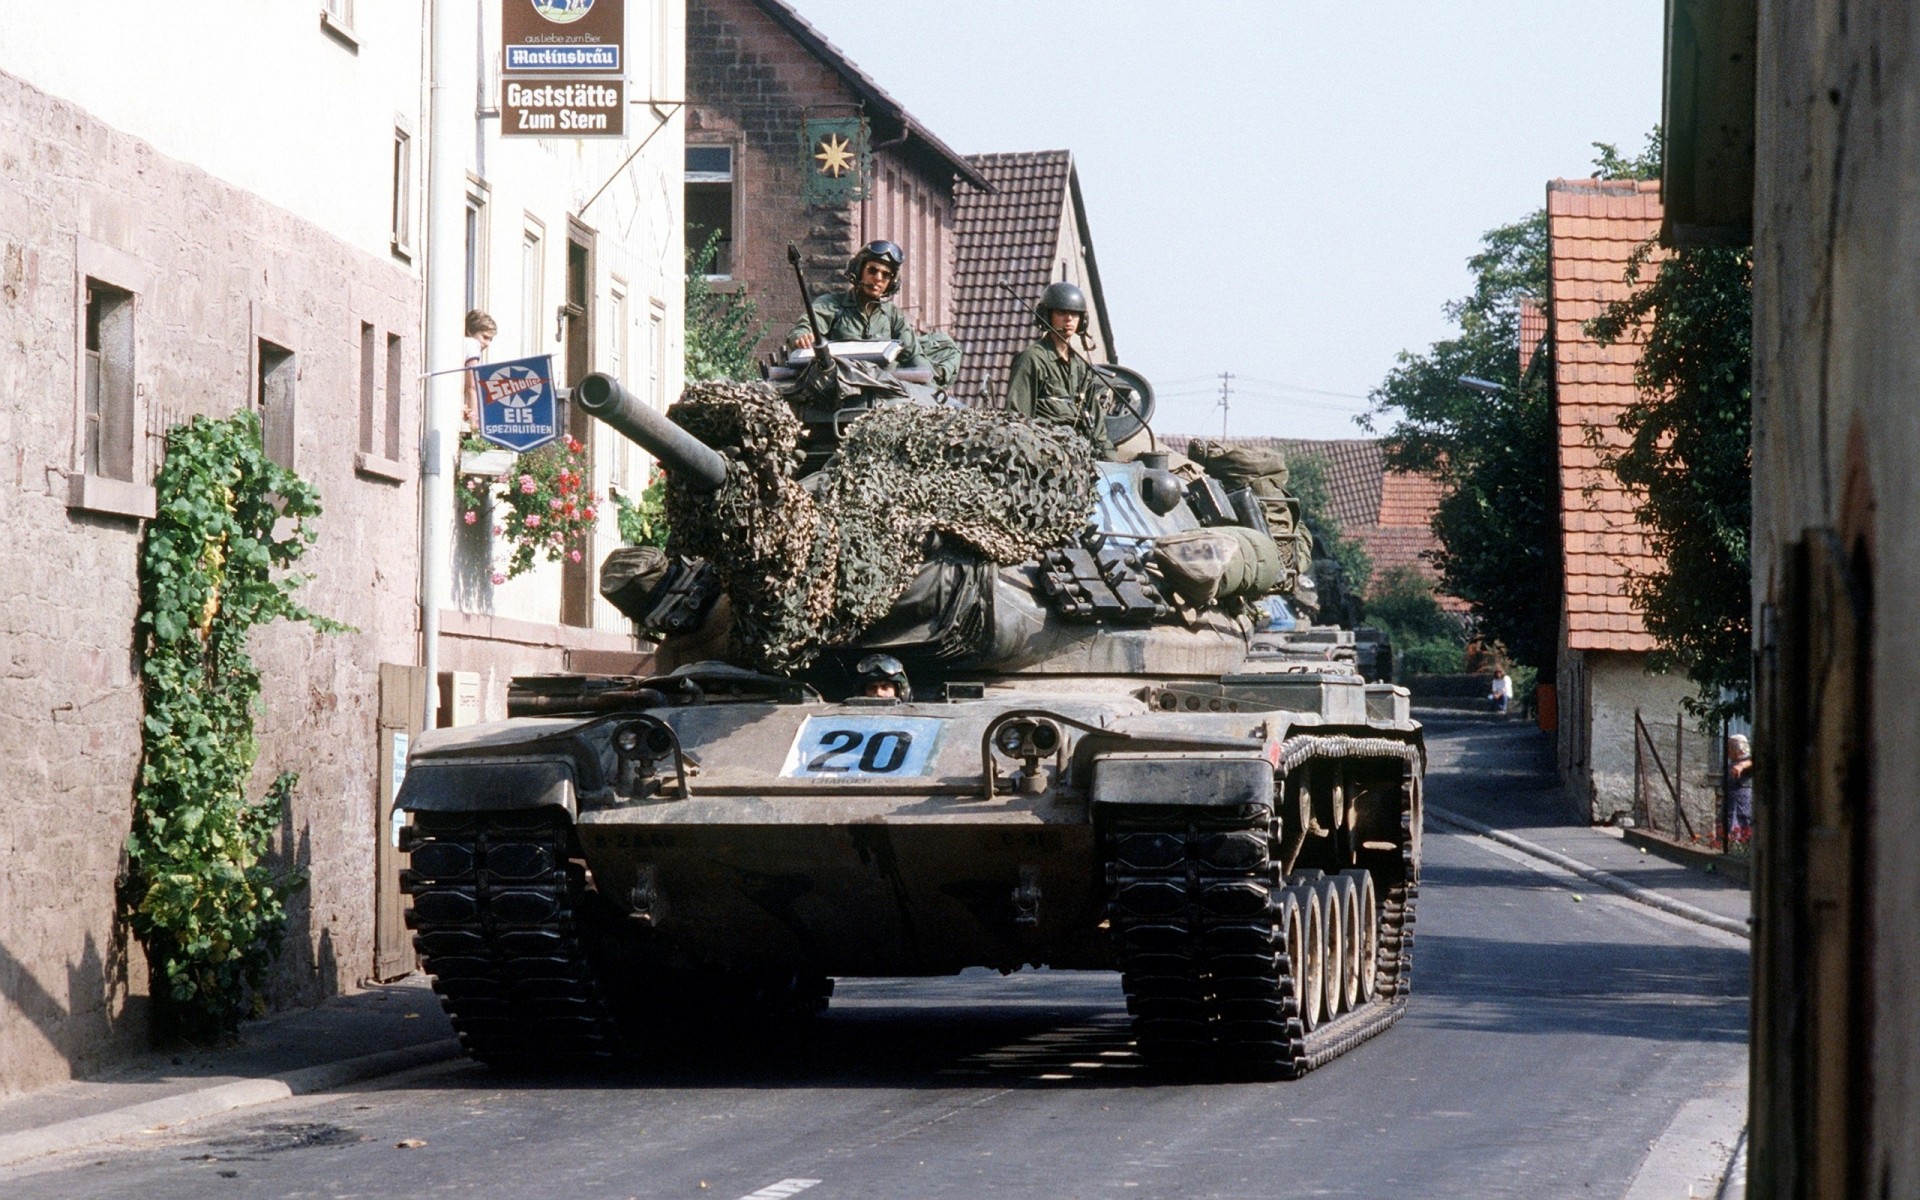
[1037,281,1089,329]
[846,240,905,298]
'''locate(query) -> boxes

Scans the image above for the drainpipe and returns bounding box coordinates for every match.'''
[419,0,466,729]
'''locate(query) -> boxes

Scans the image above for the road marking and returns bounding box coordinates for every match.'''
[737,1180,821,1200]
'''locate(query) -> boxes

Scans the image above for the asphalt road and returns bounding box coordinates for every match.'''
[7,726,1750,1200]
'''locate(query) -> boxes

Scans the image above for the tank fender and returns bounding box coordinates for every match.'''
[395,758,577,818]
[1090,752,1275,809]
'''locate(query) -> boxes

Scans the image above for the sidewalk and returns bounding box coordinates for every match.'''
[1417,707,1752,932]
[0,975,459,1170]
[1,710,1749,1181]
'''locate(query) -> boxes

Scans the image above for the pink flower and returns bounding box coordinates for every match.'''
[549,498,564,510]
[490,572,507,585]
[525,514,541,528]
[492,525,504,535]
[520,479,537,494]
[462,510,477,525]
[569,549,583,563]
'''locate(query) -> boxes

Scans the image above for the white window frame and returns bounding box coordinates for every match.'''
[391,117,415,261]
[521,216,546,357]
[69,236,153,519]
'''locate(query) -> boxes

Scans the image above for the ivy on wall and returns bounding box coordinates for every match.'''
[123,411,340,1042]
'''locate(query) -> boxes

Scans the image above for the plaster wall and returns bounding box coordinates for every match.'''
[445,0,684,665]
[0,71,420,1096]
[0,1,424,264]
[1752,2,1920,1188]
[1558,648,1696,825]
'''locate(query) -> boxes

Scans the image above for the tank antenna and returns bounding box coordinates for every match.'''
[788,244,835,373]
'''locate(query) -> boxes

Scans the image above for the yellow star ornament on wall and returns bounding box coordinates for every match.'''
[815,133,855,178]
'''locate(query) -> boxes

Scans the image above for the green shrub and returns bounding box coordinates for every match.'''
[125,412,339,1042]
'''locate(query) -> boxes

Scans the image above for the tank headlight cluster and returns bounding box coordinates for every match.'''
[612,718,676,764]
[994,718,1062,760]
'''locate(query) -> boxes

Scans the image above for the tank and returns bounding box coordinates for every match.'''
[397,358,1422,1079]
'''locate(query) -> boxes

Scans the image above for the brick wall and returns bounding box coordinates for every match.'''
[686,0,957,362]
[0,70,422,1096]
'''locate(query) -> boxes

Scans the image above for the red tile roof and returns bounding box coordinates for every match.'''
[951,151,1113,407]
[1519,296,1547,377]
[1547,178,1664,653]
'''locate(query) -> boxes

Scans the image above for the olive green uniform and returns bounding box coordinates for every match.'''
[1005,338,1115,457]
[789,291,925,368]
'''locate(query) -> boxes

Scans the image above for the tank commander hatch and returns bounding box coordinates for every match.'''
[789,240,930,371]
[1005,281,1117,459]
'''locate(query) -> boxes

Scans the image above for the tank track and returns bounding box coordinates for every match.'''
[400,810,624,1066]
[1105,740,1419,1079]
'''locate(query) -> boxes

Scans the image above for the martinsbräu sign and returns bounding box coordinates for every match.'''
[473,355,560,452]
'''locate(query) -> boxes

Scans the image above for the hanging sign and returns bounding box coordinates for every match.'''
[801,116,871,205]
[503,0,627,138]
[472,354,560,452]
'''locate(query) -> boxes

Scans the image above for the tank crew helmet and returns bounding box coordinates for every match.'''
[1037,281,1089,331]
[855,652,911,701]
[847,240,905,298]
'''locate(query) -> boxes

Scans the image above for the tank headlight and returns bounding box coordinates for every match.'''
[1029,723,1061,755]
[612,724,643,756]
[995,721,1034,757]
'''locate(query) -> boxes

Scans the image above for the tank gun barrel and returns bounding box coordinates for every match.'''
[576,372,728,492]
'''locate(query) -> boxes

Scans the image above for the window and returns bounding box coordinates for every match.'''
[391,122,414,259]
[84,280,136,482]
[521,220,545,356]
[465,177,490,313]
[384,333,405,461]
[256,340,297,469]
[685,146,734,277]
[319,0,358,49]
[649,303,667,411]
[357,321,378,454]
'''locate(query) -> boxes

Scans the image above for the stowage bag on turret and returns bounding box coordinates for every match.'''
[663,382,1096,670]
[1153,526,1286,607]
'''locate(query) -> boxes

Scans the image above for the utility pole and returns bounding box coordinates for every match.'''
[1217,371,1234,438]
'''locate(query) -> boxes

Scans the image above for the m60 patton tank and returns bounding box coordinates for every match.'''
[397,361,1422,1079]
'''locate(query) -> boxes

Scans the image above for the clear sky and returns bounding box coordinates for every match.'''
[786,0,1665,439]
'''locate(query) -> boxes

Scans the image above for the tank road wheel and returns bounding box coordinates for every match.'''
[1295,883,1326,1033]
[1314,876,1346,1020]
[1342,869,1380,1004]
[401,810,622,1067]
[1332,873,1364,1014]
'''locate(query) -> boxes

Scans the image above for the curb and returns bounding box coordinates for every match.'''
[1621,825,1751,886]
[0,1038,463,1170]
[1427,805,1752,939]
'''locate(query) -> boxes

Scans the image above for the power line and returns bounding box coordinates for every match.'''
[1216,372,1234,438]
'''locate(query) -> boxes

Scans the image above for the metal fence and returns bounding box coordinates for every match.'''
[1632,709,1744,853]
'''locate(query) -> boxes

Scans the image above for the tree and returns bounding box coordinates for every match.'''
[685,231,764,383]
[1363,211,1561,676]
[1587,242,1752,720]
[1366,565,1466,676]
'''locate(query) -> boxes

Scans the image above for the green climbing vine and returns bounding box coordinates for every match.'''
[125,411,340,1042]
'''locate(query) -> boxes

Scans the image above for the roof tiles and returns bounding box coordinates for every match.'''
[1547,178,1662,653]
[951,151,1076,406]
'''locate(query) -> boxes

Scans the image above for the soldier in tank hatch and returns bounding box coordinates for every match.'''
[1005,281,1117,459]
[789,240,928,369]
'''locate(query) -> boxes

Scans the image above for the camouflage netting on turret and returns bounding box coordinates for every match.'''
[665,382,1096,670]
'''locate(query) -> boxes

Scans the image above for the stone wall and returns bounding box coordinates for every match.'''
[0,71,421,1096]
[1557,647,1699,825]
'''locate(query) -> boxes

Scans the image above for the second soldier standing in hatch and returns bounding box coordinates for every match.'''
[1005,282,1116,459]
[789,240,929,372]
